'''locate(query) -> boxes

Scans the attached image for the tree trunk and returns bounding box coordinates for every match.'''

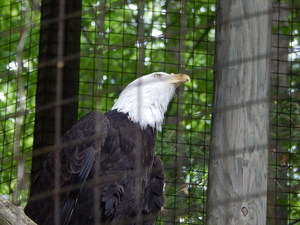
[136,0,145,77]
[162,2,186,223]
[206,0,271,224]
[28,0,82,213]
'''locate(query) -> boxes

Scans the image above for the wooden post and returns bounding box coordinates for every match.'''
[206,0,271,224]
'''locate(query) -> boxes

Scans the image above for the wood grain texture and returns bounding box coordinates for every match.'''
[206,0,272,224]
[0,195,36,225]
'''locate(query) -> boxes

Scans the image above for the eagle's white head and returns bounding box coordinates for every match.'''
[112,72,190,131]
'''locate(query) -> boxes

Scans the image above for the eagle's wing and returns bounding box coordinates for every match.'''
[59,111,109,224]
[143,154,165,222]
[59,146,95,225]
[25,111,109,225]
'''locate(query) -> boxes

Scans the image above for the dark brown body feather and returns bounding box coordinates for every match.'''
[25,110,164,225]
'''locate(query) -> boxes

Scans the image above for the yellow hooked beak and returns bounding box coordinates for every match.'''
[168,73,191,87]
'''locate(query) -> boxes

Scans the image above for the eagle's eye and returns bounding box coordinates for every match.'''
[153,73,163,79]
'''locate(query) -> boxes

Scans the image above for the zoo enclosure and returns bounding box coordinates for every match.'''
[0,0,299,224]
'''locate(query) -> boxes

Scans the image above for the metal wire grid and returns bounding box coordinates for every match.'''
[269,0,300,224]
[0,0,215,223]
[0,0,40,204]
[1,0,299,224]
[78,1,215,224]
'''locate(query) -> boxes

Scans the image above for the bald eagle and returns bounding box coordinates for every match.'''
[25,72,190,225]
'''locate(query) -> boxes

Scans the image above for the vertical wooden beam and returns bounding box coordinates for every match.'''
[29,0,82,196]
[207,0,272,224]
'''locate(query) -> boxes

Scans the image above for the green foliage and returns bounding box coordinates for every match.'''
[79,0,215,223]
[0,1,216,220]
[1,0,299,224]
[0,0,39,205]
[269,0,300,222]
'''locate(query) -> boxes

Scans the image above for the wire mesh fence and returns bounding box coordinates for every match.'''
[0,0,40,204]
[0,0,299,224]
[269,1,300,224]
[78,1,214,223]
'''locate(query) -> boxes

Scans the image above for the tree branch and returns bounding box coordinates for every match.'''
[0,195,36,225]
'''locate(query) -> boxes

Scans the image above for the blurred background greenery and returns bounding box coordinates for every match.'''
[0,0,299,224]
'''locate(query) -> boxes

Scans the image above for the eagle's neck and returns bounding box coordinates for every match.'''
[111,102,166,131]
[111,76,176,131]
